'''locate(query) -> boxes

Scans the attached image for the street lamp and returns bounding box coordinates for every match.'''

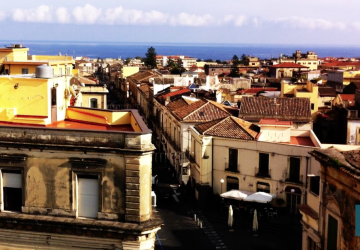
[290,189,295,213]
[220,179,224,194]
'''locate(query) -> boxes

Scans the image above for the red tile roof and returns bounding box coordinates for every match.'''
[166,98,189,111]
[239,97,311,122]
[157,88,191,100]
[173,99,230,122]
[138,83,151,98]
[194,116,260,140]
[339,94,355,102]
[270,62,309,68]
[259,119,293,126]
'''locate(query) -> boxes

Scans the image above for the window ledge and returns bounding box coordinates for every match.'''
[225,168,240,173]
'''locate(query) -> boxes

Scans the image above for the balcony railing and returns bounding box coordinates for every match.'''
[255,167,271,178]
[285,173,303,184]
[225,163,240,173]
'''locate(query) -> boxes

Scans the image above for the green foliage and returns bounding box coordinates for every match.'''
[170,67,186,75]
[124,58,131,65]
[144,47,157,69]
[204,59,213,62]
[229,55,241,77]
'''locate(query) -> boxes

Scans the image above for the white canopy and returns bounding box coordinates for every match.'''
[243,192,276,203]
[220,189,253,201]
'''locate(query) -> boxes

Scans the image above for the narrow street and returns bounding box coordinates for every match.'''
[153,163,302,250]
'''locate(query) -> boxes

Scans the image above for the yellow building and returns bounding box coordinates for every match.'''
[0,44,28,63]
[281,80,319,117]
[0,44,74,77]
[0,64,160,249]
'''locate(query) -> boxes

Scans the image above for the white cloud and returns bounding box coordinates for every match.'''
[170,13,214,26]
[0,11,6,21]
[273,16,347,30]
[12,5,52,23]
[56,7,71,24]
[72,4,102,25]
[0,4,352,32]
[352,22,360,30]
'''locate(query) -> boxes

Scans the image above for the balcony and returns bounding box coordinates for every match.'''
[285,173,303,184]
[225,163,240,173]
[186,150,195,163]
[255,167,271,178]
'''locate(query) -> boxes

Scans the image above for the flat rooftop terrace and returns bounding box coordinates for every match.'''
[0,120,134,132]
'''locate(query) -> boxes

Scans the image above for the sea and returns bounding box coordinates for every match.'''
[3,40,360,61]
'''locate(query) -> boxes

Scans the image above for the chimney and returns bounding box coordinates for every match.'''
[165,96,170,106]
[206,76,210,89]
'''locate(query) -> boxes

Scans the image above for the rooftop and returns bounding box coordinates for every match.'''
[239,97,311,122]
[270,62,309,68]
[194,116,260,140]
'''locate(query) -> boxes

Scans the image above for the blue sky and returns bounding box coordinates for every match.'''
[1,0,360,45]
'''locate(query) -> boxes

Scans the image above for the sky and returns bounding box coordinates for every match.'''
[1,0,360,45]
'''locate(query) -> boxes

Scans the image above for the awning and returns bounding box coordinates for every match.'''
[220,189,253,201]
[243,192,276,203]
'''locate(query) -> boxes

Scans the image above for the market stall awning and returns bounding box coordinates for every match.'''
[243,192,276,203]
[220,190,254,201]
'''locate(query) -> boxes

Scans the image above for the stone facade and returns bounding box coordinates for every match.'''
[0,111,161,249]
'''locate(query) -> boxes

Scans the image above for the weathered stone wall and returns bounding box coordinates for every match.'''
[321,165,360,250]
[0,147,127,219]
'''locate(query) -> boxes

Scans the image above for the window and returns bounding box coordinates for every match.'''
[77,175,99,218]
[3,170,22,212]
[59,68,62,76]
[227,148,238,172]
[226,176,239,191]
[256,181,270,193]
[311,103,314,110]
[288,157,301,183]
[310,176,320,195]
[90,98,98,108]
[324,101,331,106]
[258,153,269,177]
[51,88,57,106]
[21,68,28,74]
[327,214,338,250]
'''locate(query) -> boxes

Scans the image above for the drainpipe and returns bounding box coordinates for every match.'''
[212,137,214,193]
[305,156,309,204]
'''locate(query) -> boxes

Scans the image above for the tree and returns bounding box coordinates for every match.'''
[216,60,222,64]
[229,55,240,77]
[144,47,157,69]
[124,58,131,65]
[204,59,213,62]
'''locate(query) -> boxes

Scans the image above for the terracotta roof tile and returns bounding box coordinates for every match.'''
[194,116,260,140]
[157,88,191,100]
[129,71,156,82]
[167,98,189,111]
[173,99,230,122]
[259,119,293,126]
[138,83,151,98]
[239,97,311,122]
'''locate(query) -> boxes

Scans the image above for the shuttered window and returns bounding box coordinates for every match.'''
[78,175,99,218]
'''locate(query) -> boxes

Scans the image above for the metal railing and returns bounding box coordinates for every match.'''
[285,173,303,184]
[255,167,271,178]
[225,163,240,173]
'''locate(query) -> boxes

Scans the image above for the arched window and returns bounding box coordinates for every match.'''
[226,176,239,191]
[90,98,98,108]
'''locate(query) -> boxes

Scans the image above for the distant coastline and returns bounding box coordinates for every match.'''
[2,40,360,61]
